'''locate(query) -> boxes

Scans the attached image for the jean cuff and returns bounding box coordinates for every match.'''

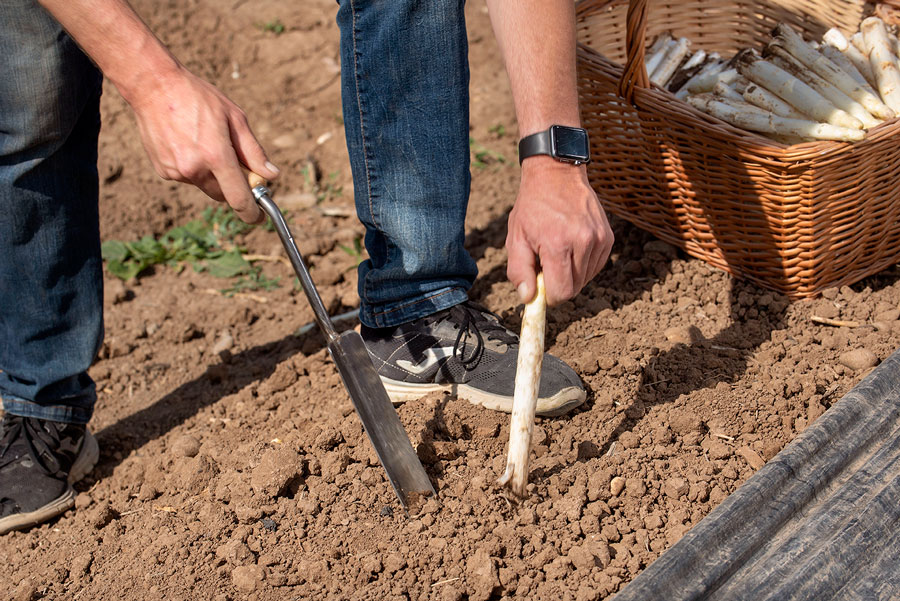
[1,396,93,425]
[360,286,469,328]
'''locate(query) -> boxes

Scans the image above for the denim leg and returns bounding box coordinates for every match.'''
[337,0,478,329]
[0,1,104,425]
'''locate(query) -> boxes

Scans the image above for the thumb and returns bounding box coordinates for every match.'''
[507,239,538,304]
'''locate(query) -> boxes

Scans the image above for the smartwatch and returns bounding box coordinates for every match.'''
[518,125,591,165]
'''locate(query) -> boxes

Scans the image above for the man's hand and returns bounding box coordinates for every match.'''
[129,66,279,224]
[506,157,613,306]
[36,0,278,224]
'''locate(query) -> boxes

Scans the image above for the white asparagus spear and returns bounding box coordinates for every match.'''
[733,75,751,94]
[743,83,810,119]
[821,43,879,96]
[651,37,691,87]
[497,273,546,499]
[646,37,676,77]
[771,23,894,120]
[862,17,900,112]
[675,58,724,98]
[736,51,862,129]
[714,81,745,102]
[843,33,881,90]
[685,66,738,95]
[767,47,881,128]
[686,94,867,141]
[667,50,713,93]
[681,49,708,72]
[822,28,878,92]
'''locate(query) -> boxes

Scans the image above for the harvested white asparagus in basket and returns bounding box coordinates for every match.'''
[669,50,716,93]
[686,94,867,141]
[771,23,895,120]
[822,28,879,94]
[767,46,882,128]
[645,34,674,77]
[497,273,547,500]
[736,51,863,129]
[681,49,708,72]
[714,81,745,102]
[743,83,809,119]
[685,66,738,95]
[651,37,691,87]
[862,17,900,112]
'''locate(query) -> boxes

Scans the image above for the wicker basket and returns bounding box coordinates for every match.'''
[576,0,900,298]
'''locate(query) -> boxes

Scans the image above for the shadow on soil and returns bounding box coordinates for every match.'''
[93,331,327,476]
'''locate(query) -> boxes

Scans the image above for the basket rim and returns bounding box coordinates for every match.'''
[575,0,900,159]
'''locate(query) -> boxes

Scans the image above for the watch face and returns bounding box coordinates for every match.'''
[550,125,590,163]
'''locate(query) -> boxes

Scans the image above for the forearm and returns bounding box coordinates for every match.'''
[485,0,581,137]
[37,0,180,106]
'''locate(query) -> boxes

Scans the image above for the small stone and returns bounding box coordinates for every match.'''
[232,565,265,593]
[211,331,234,355]
[665,477,689,499]
[466,549,500,601]
[70,552,93,577]
[610,476,625,496]
[216,540,255,565]
[737,446,765,470]
[707,440,731,460]
[839,349,878,371]
[618,431,640,449]
[664,326,695,345]
[380,505,394,517]
[171,434,201,458]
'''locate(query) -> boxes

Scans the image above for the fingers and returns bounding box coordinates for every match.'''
[506,229,539,304]
[213,148,265,224]
[229,112,280,181]
[540,250,577,307]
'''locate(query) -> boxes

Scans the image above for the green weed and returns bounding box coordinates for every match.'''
[469,137,506,169]
[255,19,285,35]
[338,236,366,271]
[219,270,281,297]
[101,207,263,285]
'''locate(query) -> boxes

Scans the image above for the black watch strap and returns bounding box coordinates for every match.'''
[518,130,553,165]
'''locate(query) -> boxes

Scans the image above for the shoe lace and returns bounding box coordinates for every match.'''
[0,416,63,476]
[444,302,517,371]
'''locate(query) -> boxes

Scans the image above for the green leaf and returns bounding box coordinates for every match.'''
[204,250,252,278]
[101,240,130,262]
[106,259,144,281]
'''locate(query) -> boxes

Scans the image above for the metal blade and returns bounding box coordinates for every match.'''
[327,330,436,510]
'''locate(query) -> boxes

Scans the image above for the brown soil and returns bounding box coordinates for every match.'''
[4,1,900,600]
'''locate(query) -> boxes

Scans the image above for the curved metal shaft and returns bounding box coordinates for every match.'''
[251,184,338,343]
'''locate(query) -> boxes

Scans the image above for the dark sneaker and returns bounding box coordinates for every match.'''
[361,301,586,416]
[0,415,98,535]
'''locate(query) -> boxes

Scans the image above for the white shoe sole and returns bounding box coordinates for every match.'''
[380,378,586,417]
[0,429,98,535]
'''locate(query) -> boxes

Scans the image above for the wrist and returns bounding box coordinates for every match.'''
[520,155,588,180]
[518,124,591,166]
[111,42,182,108]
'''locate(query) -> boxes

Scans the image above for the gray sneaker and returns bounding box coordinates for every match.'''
[360,301,586,416]
[0,415,99,534]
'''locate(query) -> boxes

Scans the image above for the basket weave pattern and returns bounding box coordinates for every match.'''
[576,0,900,298]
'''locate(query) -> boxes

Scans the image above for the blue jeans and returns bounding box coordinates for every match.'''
[0,0,477,423]
[0,0,104,425]
[337,0,478,328]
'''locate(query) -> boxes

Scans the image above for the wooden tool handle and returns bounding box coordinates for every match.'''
[497,273,546,499]
[248,172,267,188]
